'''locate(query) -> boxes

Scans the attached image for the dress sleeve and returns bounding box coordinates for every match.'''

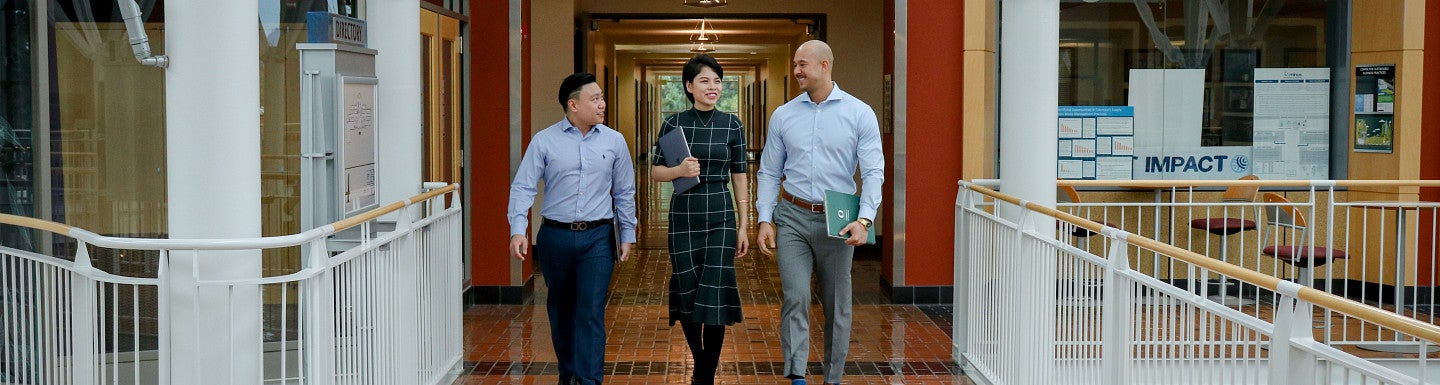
[728,114,748,173]
[652,117,677,166]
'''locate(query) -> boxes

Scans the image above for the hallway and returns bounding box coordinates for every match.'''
[457,171,969,384]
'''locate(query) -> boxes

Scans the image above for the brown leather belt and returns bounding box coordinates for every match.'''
[782,191,825,213]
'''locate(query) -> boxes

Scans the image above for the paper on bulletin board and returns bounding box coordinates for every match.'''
[1252,68,1329,179]
[1058,106,1135,180]
[341,76,379,214]
[1354,64,1395,153]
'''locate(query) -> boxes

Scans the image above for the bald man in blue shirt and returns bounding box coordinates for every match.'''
[508,73,638,385]
[756,40,885,385]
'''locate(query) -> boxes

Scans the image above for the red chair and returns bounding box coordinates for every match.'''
[1189,175,1260,305]
[1259,193,1347,289]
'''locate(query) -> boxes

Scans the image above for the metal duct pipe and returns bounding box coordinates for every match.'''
[118,0,168,68]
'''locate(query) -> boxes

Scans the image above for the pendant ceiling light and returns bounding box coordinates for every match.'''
[683,0,727,7]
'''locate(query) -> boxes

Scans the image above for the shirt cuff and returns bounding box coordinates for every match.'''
[620,229,636,244]
[510,222,529,237]
[859,208,877,223]
[757,207,774,223]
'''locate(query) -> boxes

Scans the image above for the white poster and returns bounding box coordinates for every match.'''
[1252,68,1329,179]
[1058,160,1084,179]
[1129,69,1205,148]
[1096,156,1133,180]
[341,76,379,214]
[1059,118,1083,138]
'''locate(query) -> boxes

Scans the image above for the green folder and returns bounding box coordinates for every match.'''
[824,190,875,245]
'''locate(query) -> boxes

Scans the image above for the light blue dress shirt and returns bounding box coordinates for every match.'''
[757,83,885,223]
[508,118,639,243]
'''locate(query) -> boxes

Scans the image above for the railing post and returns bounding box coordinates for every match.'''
[392,205,420,382]
[1101,230,1133,385]
[1268,281,1317,385]
[70,242,96,385]
[447,188,464,374]
[953,182,971,364]
[304,239,335,385]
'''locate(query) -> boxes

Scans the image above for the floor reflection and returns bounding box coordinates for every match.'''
[457,168,968,384]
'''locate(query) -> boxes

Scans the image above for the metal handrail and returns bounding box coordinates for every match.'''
[961,181,1440,345]
[0,183,458,251]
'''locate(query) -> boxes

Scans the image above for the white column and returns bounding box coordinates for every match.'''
[164,0,262,383]
[999,2,1059,202]
[509,0,526,286]
[998,1,1058,384]
[366,0,423,381]
[369,0,424,212]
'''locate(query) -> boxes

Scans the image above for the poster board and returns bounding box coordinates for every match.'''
[1353,64,1395,153]
[1058,106,1134,180]
[1251,68,1330,179]
[340,76,379,215]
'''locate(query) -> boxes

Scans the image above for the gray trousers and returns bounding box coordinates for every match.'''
[775,201,854,383]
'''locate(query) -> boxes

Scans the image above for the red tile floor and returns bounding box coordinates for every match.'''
[457,168,970,384]
[455,173,973,385]
[453,248,971,384]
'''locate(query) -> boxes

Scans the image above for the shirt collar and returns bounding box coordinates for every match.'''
[559,117,607,135]
[800,82,847,105]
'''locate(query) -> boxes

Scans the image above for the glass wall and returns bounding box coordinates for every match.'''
[1058,0,1336,180]
[17,0,329,350]
[0,0,36,251]
[51,0,168,250]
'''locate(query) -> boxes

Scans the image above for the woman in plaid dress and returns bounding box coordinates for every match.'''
[650,54,749,385]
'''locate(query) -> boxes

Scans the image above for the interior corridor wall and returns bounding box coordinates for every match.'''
[530,0,577,135]
[576,0,886,119]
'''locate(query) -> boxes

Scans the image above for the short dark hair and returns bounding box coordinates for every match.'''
[681,54,723,104]
[558,72,598,112]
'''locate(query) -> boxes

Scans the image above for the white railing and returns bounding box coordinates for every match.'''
[1047,179,1440,358]
[0,184,463,385]
[955,180,1440,384]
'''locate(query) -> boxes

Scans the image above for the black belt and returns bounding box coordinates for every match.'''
[542,218,610,231]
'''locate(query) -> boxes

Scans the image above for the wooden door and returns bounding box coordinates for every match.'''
[420,8,461,183]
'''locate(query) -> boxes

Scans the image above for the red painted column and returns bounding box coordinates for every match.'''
[1418,2,1440,285]
[469,0,512,288]
[901,0,965,286]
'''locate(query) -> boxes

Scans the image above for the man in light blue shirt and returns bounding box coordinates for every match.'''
[507,73,637,385]
[756,40,884,385]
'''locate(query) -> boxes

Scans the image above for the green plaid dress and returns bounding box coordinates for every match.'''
[652,108,747,326]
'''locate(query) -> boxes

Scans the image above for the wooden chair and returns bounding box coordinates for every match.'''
[1259,192,1347,289]
[1188,175,1260,305]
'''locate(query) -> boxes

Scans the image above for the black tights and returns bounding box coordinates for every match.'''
[680,321,726,385]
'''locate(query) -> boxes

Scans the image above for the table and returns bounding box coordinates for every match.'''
[1349,201,1440,354]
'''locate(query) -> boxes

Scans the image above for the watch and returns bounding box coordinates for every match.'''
[857,218,873,229]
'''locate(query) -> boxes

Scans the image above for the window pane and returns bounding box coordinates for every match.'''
[51,1,167,242]
[1059,0,1333,180]
[0,0,37,251]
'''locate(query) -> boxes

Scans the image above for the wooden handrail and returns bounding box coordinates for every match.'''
[0,184,460,250]
[0,213,73,237]
[294,182,460,234]
[962,182,1440,344]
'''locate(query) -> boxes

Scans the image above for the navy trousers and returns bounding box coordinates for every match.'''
[536,223,615,385]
